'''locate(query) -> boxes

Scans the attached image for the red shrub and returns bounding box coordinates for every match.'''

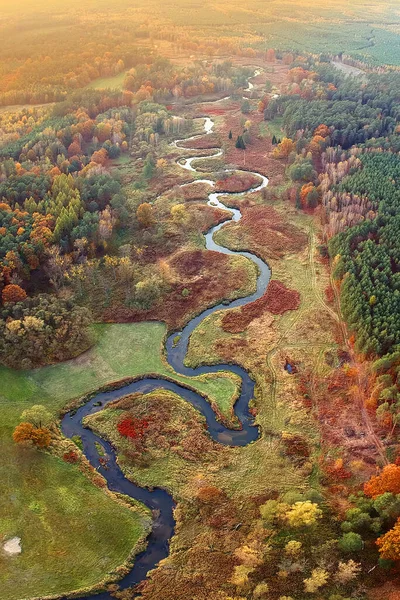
[325,285,334,303]
[221,280,300,333]
[63,450,79,463]
[117,416,149,439]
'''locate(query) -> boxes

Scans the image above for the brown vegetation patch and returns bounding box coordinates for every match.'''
[299,362,381,480]
[215,172,261,193]
[221,280,300,333]
[149,171,192,196]
[110,391,218,464]
[219,110,285,183]
[181,182,213,202]
[222,204,307,260]
[103,248,253,330]
[190,204,230,232]
[179,134,221,149]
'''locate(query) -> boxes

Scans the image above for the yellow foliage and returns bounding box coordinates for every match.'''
[229,565,253,587]
[377,517,400,560]
[277,569,288,578]
[170,203,187,224]
[234,545,263,567]
[284,540,302,556]
[273,137,295,160]
[285,501,322,528]
[253,582,269,598]
[303,568,329,593]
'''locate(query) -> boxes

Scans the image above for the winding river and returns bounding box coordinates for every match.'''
[61,71,271,600]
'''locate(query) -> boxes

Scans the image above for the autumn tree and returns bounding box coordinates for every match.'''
[13,422,51,448]
[2,284,27,304]
[334,560,361,584]
[364,464,400,498]
[44,247,71,292]
[300,183,319,209]
[376,517,400,560]
[285,501,322,527]
[67,140,81,157]
[136,203,154,227]
[91,148,108,165]
[273,137,295,164]
[0,295,93,369]
[170,204,187,224]
[21,405,53,428]
[303,568,329,593]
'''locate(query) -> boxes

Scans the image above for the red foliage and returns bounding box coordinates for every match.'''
[221,280,300,333]
[63,450,79,463]
[323,458,352,482]
[325,285,335,303]
[117,416,150,439]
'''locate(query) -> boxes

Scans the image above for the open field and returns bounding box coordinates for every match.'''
[0,442,148,600]
[85,71,127,90]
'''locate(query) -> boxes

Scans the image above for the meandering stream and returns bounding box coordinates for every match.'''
[61,71,271,600]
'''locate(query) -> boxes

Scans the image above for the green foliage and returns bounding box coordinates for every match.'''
[338,532,363,553]
[267,68,399,149]
[330,153,400,356]
[235,135,246,150]
[20,404,53,428]
[241,99,251,114]
[289,155,316,182]
[142,153,156,180]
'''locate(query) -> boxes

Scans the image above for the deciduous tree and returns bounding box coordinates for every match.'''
[2,284,27,304]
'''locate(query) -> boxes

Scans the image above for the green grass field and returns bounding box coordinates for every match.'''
[259,117,284,140]
[85,71,127,90]
[0,322,238,599]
